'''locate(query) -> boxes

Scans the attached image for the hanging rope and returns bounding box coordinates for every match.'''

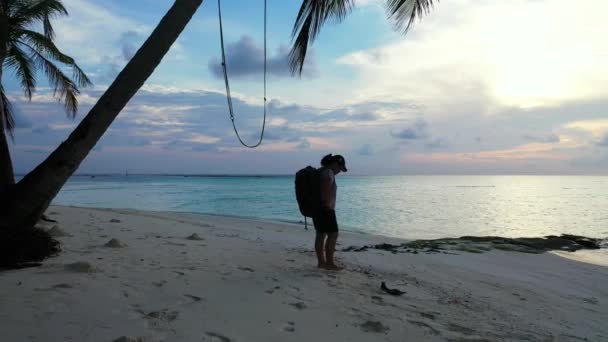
[217,0,267,148]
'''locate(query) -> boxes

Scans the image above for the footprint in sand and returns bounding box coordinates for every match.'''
[65,261,96,273]
[289,302,307,310]
[238,266,255,273]
[145,309,179,323]
[204,332,232,342]
[265,286,281,294]
[110,218,121,223]
[282,322,296,332]
[35,283,75,291]
[407,320,441,336]
[359,320,390,334]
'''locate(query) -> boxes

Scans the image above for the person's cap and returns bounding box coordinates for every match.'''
[333,155,348,172]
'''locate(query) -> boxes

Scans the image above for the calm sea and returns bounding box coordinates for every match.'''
[52,175,608,240]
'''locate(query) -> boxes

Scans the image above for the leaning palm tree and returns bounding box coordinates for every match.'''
[0,0,92,187]
[0,0,432,264]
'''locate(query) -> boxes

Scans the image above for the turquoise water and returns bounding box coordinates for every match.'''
[52,175,608,239]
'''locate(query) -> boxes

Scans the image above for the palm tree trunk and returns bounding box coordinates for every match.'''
[0,0,204,230]
[0,68,16,189]
[0,17,15,189]
[0,120,15,189]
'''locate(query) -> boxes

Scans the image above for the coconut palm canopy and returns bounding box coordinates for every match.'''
[0,0,91,135]
[289,0,434,74]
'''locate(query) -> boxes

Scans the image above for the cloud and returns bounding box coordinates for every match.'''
[24,148,49,154]
[391,119,428,140]
[425,138,449,149]
[297,140,311,149]
[119,31,142,61]
[597,135,608,147]
[356,144,373,156]
[208,36,317,79]
[523,133,560,143]
[127,137,150,147]
[337,0,608,110]
[53,0,148,65]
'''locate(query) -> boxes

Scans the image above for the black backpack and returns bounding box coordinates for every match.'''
[295,166,321,229]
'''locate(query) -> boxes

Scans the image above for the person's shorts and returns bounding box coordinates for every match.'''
[312,209,338,233]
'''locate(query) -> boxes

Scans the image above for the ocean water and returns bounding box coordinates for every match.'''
[52,175,608,240]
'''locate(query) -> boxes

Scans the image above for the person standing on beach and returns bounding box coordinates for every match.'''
[314,154,347,271]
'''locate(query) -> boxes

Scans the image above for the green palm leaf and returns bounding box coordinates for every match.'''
[24,43,79,117]
[4,44,36,100]
[10,0,68,39]
[289,0,436,75]
[18,30,92,87]
[1,0,91,134]
[0,86,16,139]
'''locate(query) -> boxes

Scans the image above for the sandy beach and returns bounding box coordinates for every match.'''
[1,206,606,342]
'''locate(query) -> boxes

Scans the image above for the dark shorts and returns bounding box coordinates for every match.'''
[312,209,338,233]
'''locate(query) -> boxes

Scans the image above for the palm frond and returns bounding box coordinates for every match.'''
[24,43,79,117]
[10,0,68,39]
[386,0,436,33]
[5,44,37,100]
[18,30,92,87]
[0,86,16,137]
[289,0,354,75]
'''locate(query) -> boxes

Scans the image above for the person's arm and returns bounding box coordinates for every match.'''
[319,170,334,210]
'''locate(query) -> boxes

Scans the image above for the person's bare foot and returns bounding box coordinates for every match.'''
[322,264,344,271]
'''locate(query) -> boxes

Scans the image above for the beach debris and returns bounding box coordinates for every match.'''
[113,336,148,342]
[110,218,121,223]
[41,214,58,223]
[359,320,390,333]
[186,233,204,241]
[381,282,406,296]
[184,294,203,302]
[205,332,232,342]
[65,261,96,273]
[48,225,72,237]
[342,234,605,255]
[104,238,126,248]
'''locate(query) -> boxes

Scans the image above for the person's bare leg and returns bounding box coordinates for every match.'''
[324,232,343,271]
[315,232,327,268]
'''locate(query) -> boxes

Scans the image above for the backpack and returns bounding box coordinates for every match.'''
[295,166,321,229]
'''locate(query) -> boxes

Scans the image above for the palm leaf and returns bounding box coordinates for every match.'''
[4,44,37,100]
[289,0,435,75]
[10,0,68,39]
[18,30,92,87]
[386,0,436,33]
[289,0,354,75]
[24,43,79,117]
[0,86,16,137]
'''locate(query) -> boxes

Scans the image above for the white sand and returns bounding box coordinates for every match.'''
[0,206,606,342]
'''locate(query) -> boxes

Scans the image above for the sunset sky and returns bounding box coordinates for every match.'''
[6,0,608,175]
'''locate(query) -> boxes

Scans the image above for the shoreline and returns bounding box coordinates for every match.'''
[55,205,608,251]
[1,206,606,341]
